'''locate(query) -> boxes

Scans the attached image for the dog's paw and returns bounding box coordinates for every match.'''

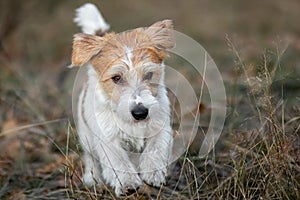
[140,162,166,186]
[139,154,168,187]
[114,172,142,196]
[140,168,166,187]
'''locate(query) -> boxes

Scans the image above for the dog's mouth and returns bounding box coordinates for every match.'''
[132,117,149,124]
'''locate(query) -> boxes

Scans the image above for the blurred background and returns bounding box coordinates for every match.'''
[1,0,300,72]
[0,0,299,199]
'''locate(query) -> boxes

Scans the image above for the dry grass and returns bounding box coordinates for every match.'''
[208,38,300,199]
[1,39,299,200]
[1,0,300,199]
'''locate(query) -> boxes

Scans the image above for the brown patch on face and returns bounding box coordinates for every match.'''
[89,33,125,101]
[100,73,123,102]
[82,20,175,100]
[131,48,164,65]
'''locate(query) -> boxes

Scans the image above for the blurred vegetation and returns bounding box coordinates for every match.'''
[0,0,299,199]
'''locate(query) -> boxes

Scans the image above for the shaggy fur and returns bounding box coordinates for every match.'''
[72,3,174,196]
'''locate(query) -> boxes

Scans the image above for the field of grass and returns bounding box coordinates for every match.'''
[0,0,299,199]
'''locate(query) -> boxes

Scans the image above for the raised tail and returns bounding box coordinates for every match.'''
[74,3,110,35]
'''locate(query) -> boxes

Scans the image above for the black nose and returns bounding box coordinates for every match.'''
[131,104,148,120]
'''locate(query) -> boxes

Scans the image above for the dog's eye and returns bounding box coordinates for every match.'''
[143,72,153,81]
[112,75,122,84]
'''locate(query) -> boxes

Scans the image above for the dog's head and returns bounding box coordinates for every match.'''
[72,20,175,123]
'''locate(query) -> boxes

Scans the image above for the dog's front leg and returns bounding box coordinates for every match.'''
[95,137,142,196]
[139,124,173,187]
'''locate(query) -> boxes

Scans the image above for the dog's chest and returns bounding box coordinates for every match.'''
[121,136,145,153]
[119,126,147,153]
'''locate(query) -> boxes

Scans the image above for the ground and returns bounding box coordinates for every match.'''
[0,0,299,199]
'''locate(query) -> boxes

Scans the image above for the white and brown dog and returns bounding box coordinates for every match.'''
[72,3,174,196]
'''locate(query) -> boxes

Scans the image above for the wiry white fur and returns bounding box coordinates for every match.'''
[75,4,173,197]
[121,47,133,68]
[74,3,110,34]
[134,95,143,104]
[77,66,173,196]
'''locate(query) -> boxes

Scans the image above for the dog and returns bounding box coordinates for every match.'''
[72,3,174,196]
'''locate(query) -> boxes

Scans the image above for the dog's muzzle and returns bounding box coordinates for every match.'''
[131,103,148,120]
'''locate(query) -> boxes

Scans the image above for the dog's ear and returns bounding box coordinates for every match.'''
[72,33,105,66]
[145,20,175,50]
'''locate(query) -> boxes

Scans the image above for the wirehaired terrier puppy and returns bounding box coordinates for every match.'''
[72,3,174,196]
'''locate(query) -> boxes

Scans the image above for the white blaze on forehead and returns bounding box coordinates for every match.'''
[121,46,133,68]
[134,95,143,104]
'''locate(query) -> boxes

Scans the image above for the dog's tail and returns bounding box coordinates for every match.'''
[74,3,110,35]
